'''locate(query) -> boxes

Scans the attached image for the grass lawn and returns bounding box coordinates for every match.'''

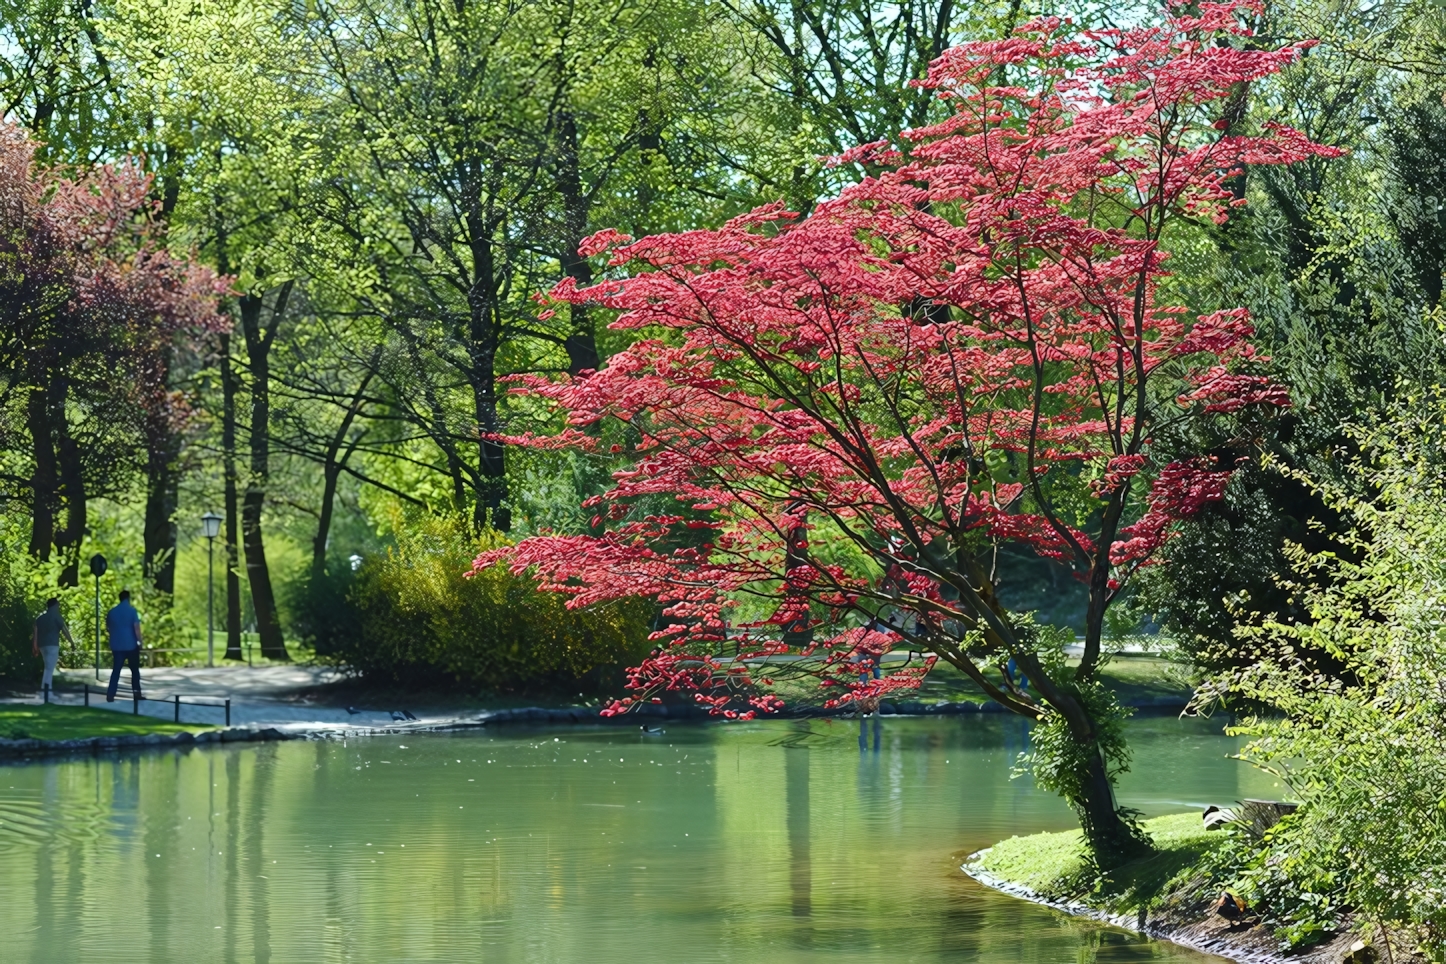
[0,704,212,741]
[752,652,1193,709]
[904,654,1194,706]
[977,812,1222,912]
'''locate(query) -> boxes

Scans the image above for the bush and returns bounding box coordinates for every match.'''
[325,515,653,694]
[0,565,39,684]
[288,565,363,659]
[1204,399,1446,956]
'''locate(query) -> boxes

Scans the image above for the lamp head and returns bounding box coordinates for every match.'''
[201,510,223,539]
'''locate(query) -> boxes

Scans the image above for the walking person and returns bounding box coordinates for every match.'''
[32,597,74,699]
[104,590,144,703]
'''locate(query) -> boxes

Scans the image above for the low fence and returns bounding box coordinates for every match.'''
[75,683,232,726]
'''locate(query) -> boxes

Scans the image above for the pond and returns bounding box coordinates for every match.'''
[0,715,1276,963]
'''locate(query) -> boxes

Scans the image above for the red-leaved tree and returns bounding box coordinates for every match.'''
[0,122,229,584]
[478,4,1339,865]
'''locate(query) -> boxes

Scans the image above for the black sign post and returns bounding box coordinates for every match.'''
[89,554,107,680]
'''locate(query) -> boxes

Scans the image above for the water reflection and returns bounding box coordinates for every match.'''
[0,716,1275,963]
[786,739,811,921]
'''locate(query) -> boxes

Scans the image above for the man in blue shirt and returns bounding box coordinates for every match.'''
[104,590,144,703]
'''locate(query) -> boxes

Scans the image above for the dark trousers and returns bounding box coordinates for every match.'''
[106,649,142,701]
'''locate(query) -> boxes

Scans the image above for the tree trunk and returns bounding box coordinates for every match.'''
[27,372,86,586]
[239,288,290,661]
[143,403,182,595]
[463,161,508,531]
[26,383,57,562]
[144,167,184,596]
[221,331,244,661]
[557,109,599,378]
[311,373,370,585]
[241,486,285,660]
[1071,723,1150,866]
[1027,680,1152,868]
[312,463,340,587]
[54,411,85,588]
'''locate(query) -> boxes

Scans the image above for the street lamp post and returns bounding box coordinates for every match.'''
[89,554,107,680]
[201,512,223,667]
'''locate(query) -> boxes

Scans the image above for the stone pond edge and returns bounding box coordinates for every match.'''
[0,693,1190,761]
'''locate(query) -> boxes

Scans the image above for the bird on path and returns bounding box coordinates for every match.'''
[640,725,665,734]
[345,706,363,716]
[402,710,418,721]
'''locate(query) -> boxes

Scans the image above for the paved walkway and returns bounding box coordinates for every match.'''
[9,665,481,733]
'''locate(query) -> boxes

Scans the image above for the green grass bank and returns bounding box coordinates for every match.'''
[0,704,212,742]
[967,814,1371,963]
[973,813,1218,911]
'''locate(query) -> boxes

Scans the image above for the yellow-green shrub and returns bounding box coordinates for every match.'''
[335,515,652,693]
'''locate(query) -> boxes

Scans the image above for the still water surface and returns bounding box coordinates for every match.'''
[0,716,1274,963]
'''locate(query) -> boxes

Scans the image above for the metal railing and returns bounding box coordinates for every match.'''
[78,683,232,726]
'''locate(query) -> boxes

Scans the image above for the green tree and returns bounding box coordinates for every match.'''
[1206,400,1446,955]
[1139,0,1446,669]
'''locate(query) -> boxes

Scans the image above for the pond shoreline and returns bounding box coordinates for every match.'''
[0,726,304,761]
[962,846,1360,964]
[0,692,1192,762]
[474,692,1190,725]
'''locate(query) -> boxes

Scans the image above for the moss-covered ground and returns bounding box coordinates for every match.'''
[0,704,212,741]
[976,812,1222,913]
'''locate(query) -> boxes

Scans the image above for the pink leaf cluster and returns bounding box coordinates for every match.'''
[477,5,1335,718]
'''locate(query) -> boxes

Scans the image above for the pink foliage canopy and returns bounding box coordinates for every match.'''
[0,122,229,427]
[477,4,1339,720]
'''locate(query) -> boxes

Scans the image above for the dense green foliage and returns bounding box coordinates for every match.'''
[320,516,653,693]
[1195,405,1446,955]
[1139,0,1446,676]
[0,558,39,685]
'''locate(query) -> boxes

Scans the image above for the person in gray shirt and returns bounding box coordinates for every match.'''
[32,597,74,697]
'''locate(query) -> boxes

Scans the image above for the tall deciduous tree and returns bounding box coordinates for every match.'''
[1,0,202,598]
[484,5,1334,865]
[293,0,744,530]
[108,0,329,658]
[0,123,227,584]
